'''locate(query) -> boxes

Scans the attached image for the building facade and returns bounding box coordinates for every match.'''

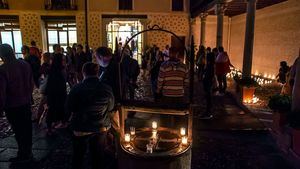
[0,0,299,76]
[0,0,191,63]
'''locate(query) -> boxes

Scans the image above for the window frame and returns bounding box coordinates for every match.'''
[171,0,185,12]
[44,21,77,52]
[118,0,133,10]
[0,19,22,58]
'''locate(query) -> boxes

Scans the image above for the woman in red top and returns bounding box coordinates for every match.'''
[215,47,233,94]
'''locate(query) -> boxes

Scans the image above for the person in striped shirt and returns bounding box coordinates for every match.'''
[157,47,189,104]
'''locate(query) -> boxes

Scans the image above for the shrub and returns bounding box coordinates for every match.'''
[268,94,291,112]
[234,76,259,88]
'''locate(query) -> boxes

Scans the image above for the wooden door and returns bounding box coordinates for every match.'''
[171,36,185,61]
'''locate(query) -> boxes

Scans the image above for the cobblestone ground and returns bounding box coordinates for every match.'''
[0,76,296,169]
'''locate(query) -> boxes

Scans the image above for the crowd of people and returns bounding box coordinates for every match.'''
[195,45,234,119]
[0,41,142,169]
[1,38,299,169]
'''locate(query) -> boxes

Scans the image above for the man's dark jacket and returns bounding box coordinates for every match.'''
[66,77,115,132]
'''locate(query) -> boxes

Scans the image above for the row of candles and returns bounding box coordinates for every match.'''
[227,68,276,85]
[243,95,260,104]
[124,121,188,153]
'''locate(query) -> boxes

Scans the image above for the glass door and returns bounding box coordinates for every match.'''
[106,20,144,64]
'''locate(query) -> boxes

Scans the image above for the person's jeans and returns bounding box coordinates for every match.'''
[5,105,32,158]
[72,133,108,169]
[217,74,227,93]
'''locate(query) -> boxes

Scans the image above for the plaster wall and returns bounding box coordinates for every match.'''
[0,0,189,52]
[4,0,188,13]
[147,13,190,50]
[191,15,230,52]
[206,15,230,51]
[229,0,300,76]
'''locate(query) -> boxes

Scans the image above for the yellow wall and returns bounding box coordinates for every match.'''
[147,13,190,50]
[3,0,298,78]
[206,15,230,51]
[0,0,189,51]
[191,15,230,52]
[4,0,187,12]
[229,0,300,76]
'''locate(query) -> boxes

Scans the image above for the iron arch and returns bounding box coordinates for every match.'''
[118,24,194,101]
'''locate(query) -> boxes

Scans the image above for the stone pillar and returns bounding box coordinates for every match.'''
[200,13,208,47]
[242,0,257,79]
[215,1,225,48]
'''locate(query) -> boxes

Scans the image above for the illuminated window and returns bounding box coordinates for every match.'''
[106,20,143,64]
[0,18,23,58]
[45,21,77,52]
[172,0,184,11]
[119,0,132,10]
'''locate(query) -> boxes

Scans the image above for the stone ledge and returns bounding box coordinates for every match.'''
[228,91,300,169]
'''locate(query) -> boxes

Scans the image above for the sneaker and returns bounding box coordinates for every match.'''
[198,114,213,120]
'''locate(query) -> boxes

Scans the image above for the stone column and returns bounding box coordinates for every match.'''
[200,13,208,47]
[242,0,257,79]
[215,1,225,48]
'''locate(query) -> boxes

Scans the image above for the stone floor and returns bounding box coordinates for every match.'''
[0,77,296,169]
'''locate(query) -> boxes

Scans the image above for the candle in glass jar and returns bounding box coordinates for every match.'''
[152,121,157,129]
[146,144,153,153]
[181,136,188,145]
[130,127,135,136]
[180,127,186,136]
[125,133,130,143]
[152,130,157,138]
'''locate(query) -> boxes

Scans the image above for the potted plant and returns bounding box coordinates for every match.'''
[234,76,259,103]
[268,94,291,132]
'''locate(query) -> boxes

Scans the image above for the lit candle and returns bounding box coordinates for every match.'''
[180,127,186,136]
[152,130,157,138]
[182,136,188,145]
[125,133,130,143]
[146,144,153,153]
[130,127,135,136]
[152,121,157,129]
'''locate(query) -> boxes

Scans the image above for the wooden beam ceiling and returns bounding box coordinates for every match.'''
[191,0,288,18]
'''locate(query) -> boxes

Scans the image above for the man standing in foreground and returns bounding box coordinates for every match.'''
[95,47,120,101]
[0,44,34,163]
[157,47,189,104]
[66,62,115,169]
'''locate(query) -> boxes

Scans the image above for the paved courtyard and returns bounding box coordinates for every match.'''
[0,79,296,169]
